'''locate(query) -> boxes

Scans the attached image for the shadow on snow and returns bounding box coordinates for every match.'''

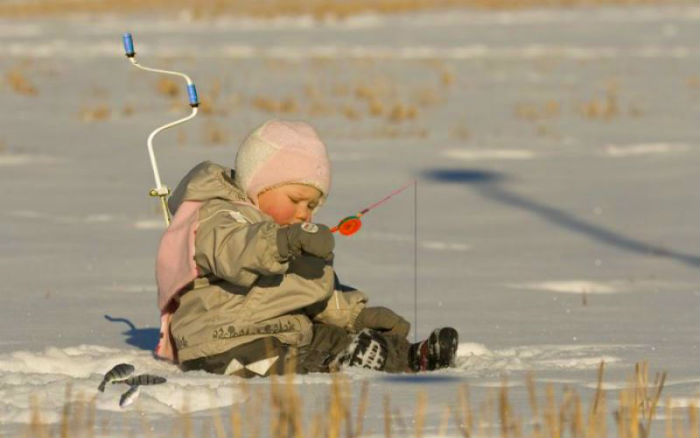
[104,314,159,352]
[422,168,700,269]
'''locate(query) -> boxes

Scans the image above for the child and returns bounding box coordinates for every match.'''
[154,119,458,377]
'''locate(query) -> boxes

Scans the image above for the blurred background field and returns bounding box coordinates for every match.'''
[0,0,693,19]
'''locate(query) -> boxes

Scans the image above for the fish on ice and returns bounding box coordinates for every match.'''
[113,373,167,386]
[98,363,135,392]
[119,385,140,408]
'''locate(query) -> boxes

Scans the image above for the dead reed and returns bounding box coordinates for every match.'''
[20,361,699,438]
[79,103,111,122]
[6,69,38,96]
[514,100,561,122]
[155,78,180,98]
[0,0,681,19]
[203,120,229,145]
[578,84,619,121]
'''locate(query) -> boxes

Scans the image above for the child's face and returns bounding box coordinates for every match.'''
[257,184,322,225]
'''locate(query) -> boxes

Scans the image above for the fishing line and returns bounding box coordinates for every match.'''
[330,180,414,236]
[331,179,419,341]
[414,179,418,343]
[121,33,200,226]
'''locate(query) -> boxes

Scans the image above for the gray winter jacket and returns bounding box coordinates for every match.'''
[164,162,367,362]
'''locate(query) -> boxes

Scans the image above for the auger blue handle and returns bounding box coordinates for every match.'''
[187,83,199,107]
[122,33,135,57]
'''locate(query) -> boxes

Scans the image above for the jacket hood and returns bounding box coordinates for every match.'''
[168,161,250,214]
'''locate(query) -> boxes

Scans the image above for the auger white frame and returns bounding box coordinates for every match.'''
[122,33,199,226]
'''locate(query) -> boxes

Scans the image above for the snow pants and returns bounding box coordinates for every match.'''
[180,323,412,377]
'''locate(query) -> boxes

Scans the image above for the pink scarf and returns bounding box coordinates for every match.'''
[154,200,202,362]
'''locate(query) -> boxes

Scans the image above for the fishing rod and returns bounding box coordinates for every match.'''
[331,179,419,341]
[121,33,200,226]
[330,180,414,236]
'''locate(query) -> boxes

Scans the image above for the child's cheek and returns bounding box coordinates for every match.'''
[267,204,295,225]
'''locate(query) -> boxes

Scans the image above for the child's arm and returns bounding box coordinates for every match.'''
[193,206,335,289]
[194,210,288,288]
[307,275,411,337]
[307,289,368,332]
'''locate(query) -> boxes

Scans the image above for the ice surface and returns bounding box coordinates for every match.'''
[0,3,698,436]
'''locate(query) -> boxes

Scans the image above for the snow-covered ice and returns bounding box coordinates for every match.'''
[0,3,698,436]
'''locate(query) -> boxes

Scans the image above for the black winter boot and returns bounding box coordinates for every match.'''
[409,327,459,371]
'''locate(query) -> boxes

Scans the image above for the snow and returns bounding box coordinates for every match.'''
[603,142,690,157]
[0,2,698,436]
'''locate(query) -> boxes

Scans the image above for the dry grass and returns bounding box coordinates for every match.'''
[367,98,385,117]
[0,0,682,19]
[203,120,228,145]
[413,88,445,108]
[387,103,418,123]
[341,104,362,120]
[79,103,111,122]
[578,82,620,121]
[514,100,561,122]
[251,95,300,114]
[121,102,135,117]
[19,361,700,438]
[308,99,336,116]
[155,78,180,98]
[450,122,470,141]
[440,68,456,87]
[5,69,38,96]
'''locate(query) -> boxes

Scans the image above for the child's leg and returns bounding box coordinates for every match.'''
[294,324,416,373]
[322,327,412,373]
[381,333,412,372]
[180,325,422,376]
[180,336,287,377]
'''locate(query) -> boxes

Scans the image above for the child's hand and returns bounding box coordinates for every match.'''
[354,307,411,338]
[277,222,335,261]
[288,255,327,279]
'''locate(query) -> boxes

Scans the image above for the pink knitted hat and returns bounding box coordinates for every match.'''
[234,120,331,205]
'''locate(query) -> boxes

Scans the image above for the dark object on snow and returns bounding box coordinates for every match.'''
[119,385,140,408]
[98,363,135,392]
[113,373,167,386]
[409,327,459,371]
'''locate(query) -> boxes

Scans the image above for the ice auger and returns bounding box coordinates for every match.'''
[121,33,199,226]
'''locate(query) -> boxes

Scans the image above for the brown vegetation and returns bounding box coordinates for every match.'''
[6,69,38,96]
[578,81,620,120]
[19,361,700,438]
[156,78,180,98]
[204,120,228,145]
[514,100,561,122]
[79,104,111,122]
[251,95,300,114]
[0,0,681,19]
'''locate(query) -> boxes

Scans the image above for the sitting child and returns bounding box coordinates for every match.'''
[154,119,458,377]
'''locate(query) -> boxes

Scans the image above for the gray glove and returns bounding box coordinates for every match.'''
[354,307,411,338]
[288,255,327,279]
[277,222,334,261]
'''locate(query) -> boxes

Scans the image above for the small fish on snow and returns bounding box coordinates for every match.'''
[98,363,135,392]
[119,385,140,408]
[113,374,167,386]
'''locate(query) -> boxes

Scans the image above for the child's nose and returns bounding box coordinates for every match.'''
[295,205,311,222]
